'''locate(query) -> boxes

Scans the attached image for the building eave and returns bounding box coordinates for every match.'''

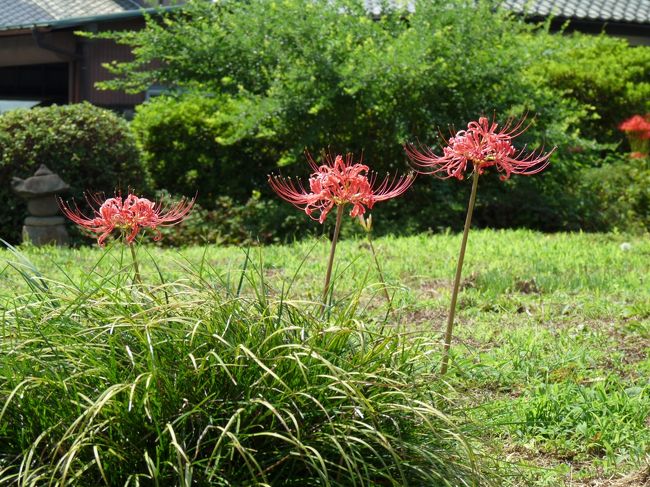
[517,12,650,37]
[0,5,181,33]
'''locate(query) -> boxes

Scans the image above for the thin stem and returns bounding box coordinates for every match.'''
[440,169,480,375]
[367,232,392,308]
[322,205,345,310]
[130,244,143,287]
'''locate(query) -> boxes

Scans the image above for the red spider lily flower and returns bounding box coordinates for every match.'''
[269,152,414,223]
[405,116,554,181]
[619,115,650,139]
[59,193,194,246]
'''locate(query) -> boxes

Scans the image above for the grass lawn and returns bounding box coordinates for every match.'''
[1,229,649,485]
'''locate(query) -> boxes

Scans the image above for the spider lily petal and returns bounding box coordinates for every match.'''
[59,193,194,246]
[619,115,650,139]
[405,115,554,180]
[269,152,414,223]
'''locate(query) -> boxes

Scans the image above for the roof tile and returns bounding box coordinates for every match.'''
[503,0,650,24]
[1,0,648,32]
[0,0,145,31]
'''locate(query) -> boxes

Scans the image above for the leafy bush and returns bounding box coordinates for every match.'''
[0,249,490,485]
[525,32,650,142]
[0,103,150,244]
[157,191,319,246]
[105,0,578,231]
[99,0,650,237]
[131,94,276,204]
[577,155,650,232]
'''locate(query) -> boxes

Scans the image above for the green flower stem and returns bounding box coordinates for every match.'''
[440,169,480,375]
[366,232,392,308]
[129,243,143,288]
[322,204,345,310]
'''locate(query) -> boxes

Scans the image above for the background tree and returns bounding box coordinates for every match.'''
[90,0,650,239]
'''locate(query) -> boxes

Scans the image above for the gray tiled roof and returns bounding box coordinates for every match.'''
[502,0,650,25]
[1,0,648,32]
[0,0,145,30]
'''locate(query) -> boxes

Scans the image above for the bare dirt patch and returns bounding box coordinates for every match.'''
[416,278,449,298]
[573,465,650,486]
[515,278,541,294]
[503,444,650,486]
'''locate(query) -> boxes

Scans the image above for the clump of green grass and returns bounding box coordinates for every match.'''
[512,379,649,464]
[0,247,488,486]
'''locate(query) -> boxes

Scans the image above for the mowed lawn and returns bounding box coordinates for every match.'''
[1,229,649,485]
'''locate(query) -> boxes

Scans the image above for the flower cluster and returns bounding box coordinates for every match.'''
[269,153,414,223]
[619,114,650,159]
[405,116,553,181]
[619,114,650,138]
[60,193,194,246]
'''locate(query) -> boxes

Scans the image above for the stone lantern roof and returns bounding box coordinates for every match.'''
[11,164,70,198]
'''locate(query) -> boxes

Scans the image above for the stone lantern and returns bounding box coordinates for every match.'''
[11,165,70,246]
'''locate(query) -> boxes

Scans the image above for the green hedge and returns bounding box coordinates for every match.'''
[524,31,650,142]
[578,156,650,233]
[0,103,150,244]
[131,94,273,204]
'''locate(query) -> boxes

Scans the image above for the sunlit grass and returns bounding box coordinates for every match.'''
[1,229,649,485]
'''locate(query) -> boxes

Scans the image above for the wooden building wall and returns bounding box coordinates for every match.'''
[82,19,146,108]
[0,17,147,111]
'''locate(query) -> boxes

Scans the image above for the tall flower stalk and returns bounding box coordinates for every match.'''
[406,116,553,374]
[130,243,143,286]
[269,152,414,309]
[60,193,194,285]
[322,205,345,305]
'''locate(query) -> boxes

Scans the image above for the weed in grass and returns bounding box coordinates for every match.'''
[510,379,650,466]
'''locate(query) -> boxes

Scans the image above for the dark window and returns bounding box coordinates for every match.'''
[0,63,68,105]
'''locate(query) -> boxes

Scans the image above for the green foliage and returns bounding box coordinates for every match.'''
[578,157,650,232]
[157,191,319,246]
[131,94,276,204]
[0,103,149,244]
[514,380,649,461]
[103,0,581,233]
[525,31,650,142]
[0,246,487,486]
[97,0,650,238]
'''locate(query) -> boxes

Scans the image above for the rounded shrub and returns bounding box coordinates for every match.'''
[578,155,650,233]
[525,32,650,142]
[131,94,275,206]
[0,103,150,244]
